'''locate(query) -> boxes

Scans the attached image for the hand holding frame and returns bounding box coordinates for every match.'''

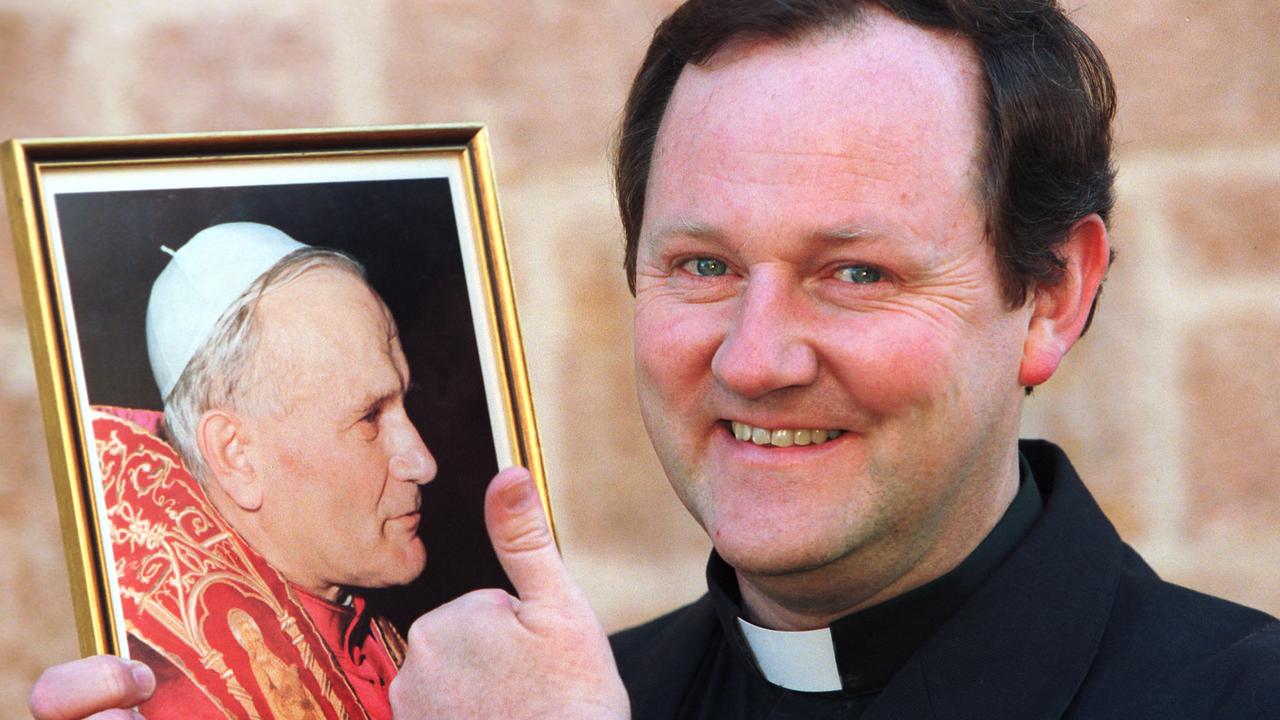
[390,467,630,719]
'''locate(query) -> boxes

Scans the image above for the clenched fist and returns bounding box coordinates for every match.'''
[389,467,630,719]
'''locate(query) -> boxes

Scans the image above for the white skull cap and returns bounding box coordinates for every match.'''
[145,222,306,401]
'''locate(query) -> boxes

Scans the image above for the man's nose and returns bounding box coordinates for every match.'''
[711,270,818,399]
[389,413,437,485]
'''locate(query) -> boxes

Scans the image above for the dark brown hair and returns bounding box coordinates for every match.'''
[614,0,1116,312]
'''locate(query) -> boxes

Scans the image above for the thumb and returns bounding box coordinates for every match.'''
[484,466,572,605]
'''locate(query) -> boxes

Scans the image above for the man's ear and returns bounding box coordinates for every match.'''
[1019,214,1111,388]
[196,410,262,511]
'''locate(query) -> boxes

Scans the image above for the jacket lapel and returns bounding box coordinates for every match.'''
[867,440,1124,720]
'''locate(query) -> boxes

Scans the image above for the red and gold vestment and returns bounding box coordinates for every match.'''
[94,407,404,720]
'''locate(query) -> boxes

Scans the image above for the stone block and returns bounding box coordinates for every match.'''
[385,0,681,179]
[129,14,335,132]
[1,204,21,313]
[1167,539,1280,619]
[1183,314,1280,535]
[1075,2,1280,146]
[0,9,85,137]
[1166,173,1280,275]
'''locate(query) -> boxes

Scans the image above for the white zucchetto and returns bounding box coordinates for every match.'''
[145,222,305,400]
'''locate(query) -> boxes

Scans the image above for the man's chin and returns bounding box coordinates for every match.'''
[363,542,428,588]
[695,506,867,575]
[398,543,429,583]
[714,537,853,579]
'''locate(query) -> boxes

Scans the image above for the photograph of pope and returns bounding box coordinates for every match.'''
[97,221,434,719]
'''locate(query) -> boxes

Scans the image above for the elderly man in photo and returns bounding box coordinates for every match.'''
[29,1,1280,719]
[55,221,435,720]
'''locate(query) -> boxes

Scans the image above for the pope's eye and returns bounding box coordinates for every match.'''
[834,265,882,284]
[685,257,728,276]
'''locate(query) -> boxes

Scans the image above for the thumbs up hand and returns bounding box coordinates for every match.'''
[389,467,630,720]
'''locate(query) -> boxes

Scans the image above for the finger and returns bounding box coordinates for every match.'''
[86,711,144,720]
[29,656,154,720]
[484,466,573,604]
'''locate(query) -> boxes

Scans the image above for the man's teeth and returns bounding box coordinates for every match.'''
[730,421,843,447]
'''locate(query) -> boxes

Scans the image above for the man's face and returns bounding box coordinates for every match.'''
[633,10,1034,600]
[241,268,436,597]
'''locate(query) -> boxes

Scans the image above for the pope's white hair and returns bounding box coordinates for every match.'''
[162,247,367,483]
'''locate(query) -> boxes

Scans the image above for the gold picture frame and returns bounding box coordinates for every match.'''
[2,126,549,684]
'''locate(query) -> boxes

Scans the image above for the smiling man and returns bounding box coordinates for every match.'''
[588,2,1280,717]
[389,1,1278,717]
[29,2,1280,719]
[607,1,1117,712]
[628,15,1035,630]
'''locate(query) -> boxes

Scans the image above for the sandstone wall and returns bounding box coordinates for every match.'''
[0,1,1275,713]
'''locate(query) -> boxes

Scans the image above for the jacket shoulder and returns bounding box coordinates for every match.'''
[1018,440,1280,714]
[1073,545,1280,715]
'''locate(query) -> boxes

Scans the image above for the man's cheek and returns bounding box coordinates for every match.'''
[636,310,722,391]
[274,449,305,475]
[836,329,950,415]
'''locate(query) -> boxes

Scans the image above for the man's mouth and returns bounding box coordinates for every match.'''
[391,509,421,529]
[728,421,845,447]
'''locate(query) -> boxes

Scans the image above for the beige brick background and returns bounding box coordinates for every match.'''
[0,1,1275,713]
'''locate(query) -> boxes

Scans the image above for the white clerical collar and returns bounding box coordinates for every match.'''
[737,617,843,692]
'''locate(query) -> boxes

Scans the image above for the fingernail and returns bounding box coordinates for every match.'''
[500,475,534,512]
[130,660,156,695]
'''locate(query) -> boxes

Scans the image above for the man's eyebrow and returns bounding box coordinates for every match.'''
[821,225,873,242]
[378,315,411,397]
[352,369,409,416]
[355,389,393,413]
[642,220,881,247]
[640,219,718,247]
[394,351,411,396]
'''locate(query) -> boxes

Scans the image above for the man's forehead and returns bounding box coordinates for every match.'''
[254,270,401,372]
[257,268,383,326]
[659,18,984,165]
[641,12,987,249]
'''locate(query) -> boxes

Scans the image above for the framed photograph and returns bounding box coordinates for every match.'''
[3,126,548,718]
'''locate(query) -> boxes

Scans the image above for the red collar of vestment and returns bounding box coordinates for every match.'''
[292,585,400,720]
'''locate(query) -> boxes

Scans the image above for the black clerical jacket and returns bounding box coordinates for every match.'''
[611,440,1280,719]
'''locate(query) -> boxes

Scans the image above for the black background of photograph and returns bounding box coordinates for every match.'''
[55,177,512,630]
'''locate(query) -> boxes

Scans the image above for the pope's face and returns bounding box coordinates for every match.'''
[242,267,436,597]
[633,10,1034,601]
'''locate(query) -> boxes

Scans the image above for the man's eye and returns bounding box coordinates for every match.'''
[834,265,882,284]
[362,408,381,424]
[683,257,728,276]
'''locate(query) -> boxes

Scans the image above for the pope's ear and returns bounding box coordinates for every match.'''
[196,410,262,511]
[1019,214,1111,388]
